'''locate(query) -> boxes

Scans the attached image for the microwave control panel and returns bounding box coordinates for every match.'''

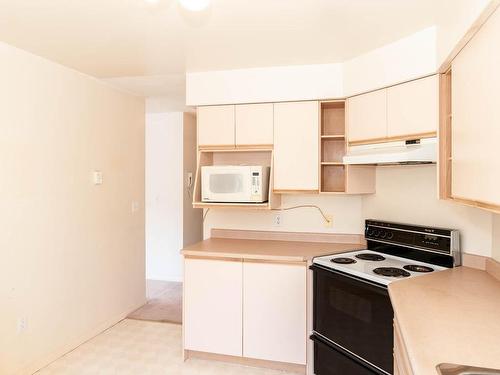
[251,172,261,195]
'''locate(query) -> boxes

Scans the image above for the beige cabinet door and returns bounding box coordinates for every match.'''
[274,101,319,192]
[197,105,235,147]
[235,103,273,146]
[184,258,242,356]
[451,6,500,206]
[243,262,306,364]
[387,75,439,138]
[347,89,387,142]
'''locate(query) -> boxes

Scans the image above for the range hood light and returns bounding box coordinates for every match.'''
[343,137,438,165]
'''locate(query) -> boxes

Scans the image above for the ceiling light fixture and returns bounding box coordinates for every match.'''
[178,0,210,11]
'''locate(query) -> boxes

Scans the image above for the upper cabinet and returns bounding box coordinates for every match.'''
[198,105,235,147]
[198,103,273,148]
[441,6,500,212]
[347,75,438,144]
[235,103,273,147]
[273,101,319,192]
[387,75,439,138]
[347,89,387,142]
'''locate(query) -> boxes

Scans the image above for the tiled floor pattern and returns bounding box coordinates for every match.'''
[35,319,296,375]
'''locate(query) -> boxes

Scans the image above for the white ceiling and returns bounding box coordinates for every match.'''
[0,0,439,80]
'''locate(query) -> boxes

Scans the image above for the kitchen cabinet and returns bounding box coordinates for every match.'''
[347,76,439,144]
[235,103,273,146]
[387,75,439,138]
[243,261,306,364]
[393,318,413,375]
[184,257,243,356]
[448,6,500,210]
[197,105,235,147]
[183,257,307,367]
[347,89,387,142]
[273,101,319,192]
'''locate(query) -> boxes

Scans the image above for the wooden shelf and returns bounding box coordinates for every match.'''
[321,162,343,165]
[321,135,345,139]
[321,165,345,193]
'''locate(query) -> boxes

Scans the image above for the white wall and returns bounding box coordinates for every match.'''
[204,194,363,239]
[343,27,437,96]
[146,111,184,281]
[186,63,343,106]
[0,41,145,375]
[435,0,494,67]
[362,166,493,256]
[183,113,203,247]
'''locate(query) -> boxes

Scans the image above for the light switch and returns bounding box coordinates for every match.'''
[93,170,103,185]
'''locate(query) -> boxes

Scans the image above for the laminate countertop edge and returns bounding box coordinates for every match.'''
[181,237,366,262]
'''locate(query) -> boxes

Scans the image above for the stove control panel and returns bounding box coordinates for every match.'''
[365,220,460,258]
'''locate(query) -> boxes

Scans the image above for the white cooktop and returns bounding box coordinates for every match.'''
[313,249,447,286]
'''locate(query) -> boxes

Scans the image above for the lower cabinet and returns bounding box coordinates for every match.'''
[184,258,243,356]
[393,318,414,375]
[183,257,307,365]
[243,261,307,364]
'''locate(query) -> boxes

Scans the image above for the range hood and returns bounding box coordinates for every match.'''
[343,137,437,165]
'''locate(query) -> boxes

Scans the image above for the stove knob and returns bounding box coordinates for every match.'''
[367,229,374,236]
[387,232,394,240]
[373,230,380,237]
[380,231,387,239]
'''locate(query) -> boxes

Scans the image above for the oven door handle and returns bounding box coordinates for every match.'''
[310,333,389,375]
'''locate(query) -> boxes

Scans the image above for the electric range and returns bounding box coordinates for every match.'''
[310,219,461,375]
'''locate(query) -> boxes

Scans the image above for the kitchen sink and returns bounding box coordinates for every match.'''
[437,363,500,375]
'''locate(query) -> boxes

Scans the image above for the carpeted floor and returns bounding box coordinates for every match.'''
[128,280,182,324]
[36,319,296,375]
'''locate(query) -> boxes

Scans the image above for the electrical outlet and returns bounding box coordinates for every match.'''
[187,172,193,188]
[273,213,282,227]
[17,317,27,334]
[324,214,333,228]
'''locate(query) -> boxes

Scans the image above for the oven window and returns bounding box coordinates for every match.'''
[329,287,372,324]
[209,174,243,193]
[313,267,393,374]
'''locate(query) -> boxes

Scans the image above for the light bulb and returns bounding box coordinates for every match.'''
[178,0,210,11]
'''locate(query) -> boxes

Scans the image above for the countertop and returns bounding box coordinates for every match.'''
[181,237,365,262]
[389,266,500,374]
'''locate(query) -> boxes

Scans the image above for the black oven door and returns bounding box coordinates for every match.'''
[311,264,393,374]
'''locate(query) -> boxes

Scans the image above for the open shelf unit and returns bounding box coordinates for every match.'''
[192,148,281,210]
[320,101,347,193]
[319,100,375,194]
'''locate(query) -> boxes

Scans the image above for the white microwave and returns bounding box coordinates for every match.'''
[201,165,270,203]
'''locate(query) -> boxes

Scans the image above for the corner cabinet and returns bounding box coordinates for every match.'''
[439,5,500,214]
[273,101,319,193]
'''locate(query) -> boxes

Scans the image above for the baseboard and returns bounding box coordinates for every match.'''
[185,350,306,374]
[19,299,146,375]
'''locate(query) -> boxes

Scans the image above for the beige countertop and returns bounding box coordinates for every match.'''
[181,237,365,262]
[389,266,500,375]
